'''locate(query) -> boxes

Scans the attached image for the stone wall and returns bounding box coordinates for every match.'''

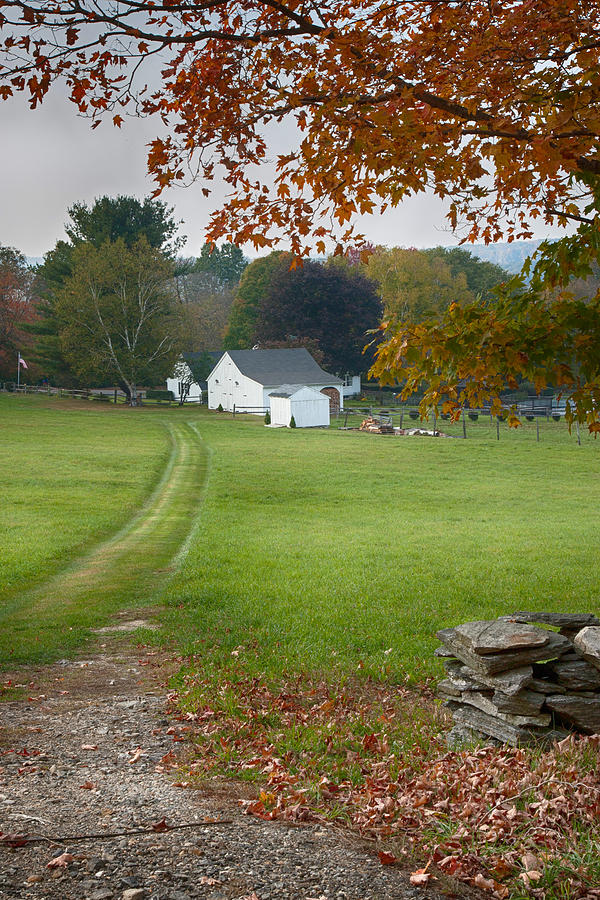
[436,613,600,745]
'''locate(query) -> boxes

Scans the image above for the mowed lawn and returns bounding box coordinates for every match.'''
[160,408,600,682]
[0,394,170,606]
[1,395,599,679]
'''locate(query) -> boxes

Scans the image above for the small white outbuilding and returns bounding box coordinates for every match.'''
[269,384,330,428]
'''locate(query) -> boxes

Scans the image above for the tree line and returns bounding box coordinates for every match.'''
[1,194,514,402]
[1,1,599,425]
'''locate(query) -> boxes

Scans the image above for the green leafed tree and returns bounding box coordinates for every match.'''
[29,196,183,384]
[56,238,181,404]
[27,241,76,384]
[365,247,473,324]
[66,195,183,256]
[192,243,247,289]
[422,247,509,301]
[223,251,292,350]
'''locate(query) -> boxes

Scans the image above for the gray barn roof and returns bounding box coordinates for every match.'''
[226,349,342,386]
[269,384,328,399]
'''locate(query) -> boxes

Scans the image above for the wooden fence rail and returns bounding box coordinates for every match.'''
[0,383,194,406]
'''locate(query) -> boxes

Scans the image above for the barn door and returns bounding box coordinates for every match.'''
[320,387,340,414]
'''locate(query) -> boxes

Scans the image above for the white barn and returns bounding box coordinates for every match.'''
[207,349,343,415]
[166,351,222,403]
[269,385,330,428]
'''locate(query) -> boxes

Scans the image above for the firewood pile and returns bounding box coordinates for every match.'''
[359,416,395,434]
[436,612,600,745]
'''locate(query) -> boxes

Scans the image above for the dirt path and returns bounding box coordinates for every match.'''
[0,420,208,664]
[0,637,442,900]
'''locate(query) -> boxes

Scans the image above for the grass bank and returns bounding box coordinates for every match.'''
[2,399,599,897]
[0,395,208,664]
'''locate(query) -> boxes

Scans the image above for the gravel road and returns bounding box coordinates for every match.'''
[0,646,443,900]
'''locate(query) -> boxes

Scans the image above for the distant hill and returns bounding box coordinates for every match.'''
[467,240,545,274]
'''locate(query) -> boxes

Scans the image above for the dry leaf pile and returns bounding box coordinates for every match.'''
[166,669,600,900]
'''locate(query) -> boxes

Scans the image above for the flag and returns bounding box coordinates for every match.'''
[18,354,28,369]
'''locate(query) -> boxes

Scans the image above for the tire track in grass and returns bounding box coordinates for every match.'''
[0,420,208,666]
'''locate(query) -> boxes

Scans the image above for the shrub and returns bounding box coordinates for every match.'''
[217,403,223,412]
[264,410,271,425]
[146,389,173,401]
[289,415,297,428]
[409,410,419,420]
[552,413,561,421]
[526,414,535,421]
[468,411,478,421]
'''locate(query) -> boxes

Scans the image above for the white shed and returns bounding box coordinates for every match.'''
[269,385,330,428]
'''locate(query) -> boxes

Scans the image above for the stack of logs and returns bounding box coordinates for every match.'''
[359,417,395,434]
[437,612,600,745]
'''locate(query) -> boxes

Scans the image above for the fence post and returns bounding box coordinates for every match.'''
[233,403,236,418]
[114,388,118,404]
[536,418,540,442]
[433,411,437,435]
[576,420,581,446]
[496,419,500,440]
[399,410,404,429]
[462,409,467,439]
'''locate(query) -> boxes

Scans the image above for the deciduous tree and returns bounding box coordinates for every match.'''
[0,246,36,379]
[365,247,472,324]
[423,248,509,302]
[224,252,292,350]
[56,238,180,404]
[255,259,381,374]
[2,1,600,422]
[30,196,182,384]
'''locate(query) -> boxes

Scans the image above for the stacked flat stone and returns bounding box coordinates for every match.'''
[436,613,600,746]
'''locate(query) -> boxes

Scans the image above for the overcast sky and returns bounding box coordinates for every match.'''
[0,90,566,260]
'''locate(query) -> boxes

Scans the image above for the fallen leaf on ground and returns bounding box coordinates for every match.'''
[81,744,98,751]
[128,747,144,764]
[473,873,504,892]
[151,817,170,832]
[200,876,222,885]
[0,832,29,847]
[521,852,543,873]
[378,851,397,865]
[47,852,74,869]
[410,869,432,885]
[79,781,96,790]
[520,871,543,886]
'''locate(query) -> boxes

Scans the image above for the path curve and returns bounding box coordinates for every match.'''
[0,420,208,664]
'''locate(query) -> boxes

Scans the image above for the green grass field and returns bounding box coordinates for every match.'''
[1,393,598,675]
[0,394,208,663]
[160,406,600,682]
[2,395,599,898]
